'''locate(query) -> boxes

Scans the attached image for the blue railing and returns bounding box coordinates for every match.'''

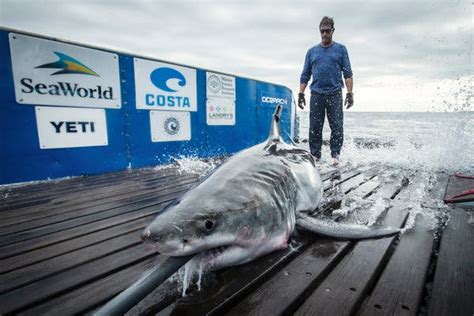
[0,28,295,185]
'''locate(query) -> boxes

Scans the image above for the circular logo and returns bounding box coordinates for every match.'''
[207,75,221,93]
[164,117,180,135]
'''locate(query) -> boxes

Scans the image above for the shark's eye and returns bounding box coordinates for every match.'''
[205,219,214,230]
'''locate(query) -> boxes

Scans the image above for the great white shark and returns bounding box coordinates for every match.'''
[141,105,400,270]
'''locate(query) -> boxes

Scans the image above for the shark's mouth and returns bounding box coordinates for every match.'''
[149,241,235,258]
[190,245,245,271]
[199,245,231,259]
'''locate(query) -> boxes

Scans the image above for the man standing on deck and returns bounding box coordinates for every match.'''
[298,16,354,166]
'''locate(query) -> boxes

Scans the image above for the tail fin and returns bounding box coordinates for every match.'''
[267,105,282,144]
[296,213,401,240]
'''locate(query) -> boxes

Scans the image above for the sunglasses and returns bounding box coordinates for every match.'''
[320,28,333,34]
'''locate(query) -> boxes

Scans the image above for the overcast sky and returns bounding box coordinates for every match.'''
[0,0,472,112]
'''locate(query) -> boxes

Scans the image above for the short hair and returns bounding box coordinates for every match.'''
[319,16,334,29]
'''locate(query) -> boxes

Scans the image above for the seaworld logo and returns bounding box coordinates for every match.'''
[145,67,191,108]
[35,52,99,76]
[18,52,114,100]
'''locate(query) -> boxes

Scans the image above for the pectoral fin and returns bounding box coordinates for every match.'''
[296,213,400,240]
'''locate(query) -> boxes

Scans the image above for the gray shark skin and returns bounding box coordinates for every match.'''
[141,106,400,270]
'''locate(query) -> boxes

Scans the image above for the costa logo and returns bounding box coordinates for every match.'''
[135,59,197,112]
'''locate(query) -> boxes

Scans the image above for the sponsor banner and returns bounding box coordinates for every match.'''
[206,72,235,99]
[135,59,197,112]
[35,106,108,149]
[150,111,191,142]
[259,91,291,108]
[9,33,121,109]
[206,98,235,126]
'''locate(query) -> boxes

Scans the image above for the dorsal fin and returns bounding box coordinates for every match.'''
[266,105,282,146]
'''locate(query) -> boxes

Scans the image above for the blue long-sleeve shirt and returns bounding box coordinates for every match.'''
[300,42,353,95]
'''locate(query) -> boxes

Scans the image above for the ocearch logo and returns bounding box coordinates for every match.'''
[261,95,288,105]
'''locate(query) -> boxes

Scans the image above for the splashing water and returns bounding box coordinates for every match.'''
[400,172,450,234]
[177,258,206,297]
[335,195,390,227]
[166,155,221,178]
[298,111,473,173]
[298,111,472,231]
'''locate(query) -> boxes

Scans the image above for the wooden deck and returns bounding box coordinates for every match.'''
[0,163,472,315]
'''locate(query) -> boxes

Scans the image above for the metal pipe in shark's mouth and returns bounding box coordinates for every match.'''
[93,255,192,316]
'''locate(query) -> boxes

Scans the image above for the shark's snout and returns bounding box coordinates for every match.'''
[141,229,151,242]
[140,226,192,255]
[140,228,165,245]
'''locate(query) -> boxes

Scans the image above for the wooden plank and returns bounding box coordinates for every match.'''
[18,256,162,316]
[0,188,187,259]
[0,229,141,293]
[0,244,157,314]
[225,240,352,316]
[0,181,194,246]
[359,173,447,316]
[0,158,222,210]
[0,173,197,223]
[0,172,171,218]
[0,174,176,221]
[224,177,403,316]
[0,176,198,233]
[428,207,474,316]
[0,162,187,200]
[0,181,196,247]
[293,177,417,316]
[0,214,155,274]
[0,168,175,210]
[1,157,219,201]
[0,180,195,231]
[359,214,434,316]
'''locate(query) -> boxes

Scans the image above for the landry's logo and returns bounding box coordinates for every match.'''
[19,51,114,100]
[145,67,191,108]
[36,52,99,76]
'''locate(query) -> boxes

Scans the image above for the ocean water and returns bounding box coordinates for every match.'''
[296,111,474,173]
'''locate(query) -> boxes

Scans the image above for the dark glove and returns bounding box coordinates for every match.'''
[344,92,354,109]
[298,93,306,109]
